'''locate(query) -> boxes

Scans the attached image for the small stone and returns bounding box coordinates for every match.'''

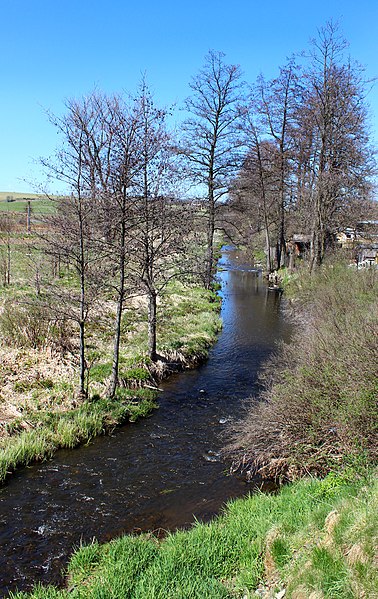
[203,450,219,462]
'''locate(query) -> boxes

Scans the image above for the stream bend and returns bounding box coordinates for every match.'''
[0,247,291,596]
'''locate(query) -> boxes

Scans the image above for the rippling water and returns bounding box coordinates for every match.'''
[0,247,291,596]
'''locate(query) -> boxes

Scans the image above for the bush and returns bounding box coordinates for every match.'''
[227,264,378,480]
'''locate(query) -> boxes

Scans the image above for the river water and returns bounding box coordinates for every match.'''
[0,247,291,597]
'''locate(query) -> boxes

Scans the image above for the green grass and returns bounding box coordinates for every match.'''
[0,192,55,214]
[157,282,222,358]
[0,395,157,484]
[86,281,222,390]
[0,277,222,484]
[0,200,53,214]
[10,469,377,598]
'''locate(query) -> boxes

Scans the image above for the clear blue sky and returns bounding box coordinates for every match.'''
[1,0,378,193]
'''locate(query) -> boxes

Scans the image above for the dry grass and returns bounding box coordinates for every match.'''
[0,278,221,480]
[0,346,77,439]
[226,263,378,481]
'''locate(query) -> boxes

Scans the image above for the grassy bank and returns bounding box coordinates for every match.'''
[11,467,377,598]
[228,262,378,480]
[0,393,157,484]
[0,281,221,484]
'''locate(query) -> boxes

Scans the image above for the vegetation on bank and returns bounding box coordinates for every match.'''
[3,258,377,598]
[3,259,375,599]
[0,276,221,484]
[228,262,378,481]
[10,467,377,598]
[0,393,157,485]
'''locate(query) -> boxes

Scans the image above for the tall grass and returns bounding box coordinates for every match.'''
[0,396,156,484]
[227,263,378,480]
[10,468,377,598]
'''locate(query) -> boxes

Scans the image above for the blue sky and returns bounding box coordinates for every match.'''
[1,0,378,193]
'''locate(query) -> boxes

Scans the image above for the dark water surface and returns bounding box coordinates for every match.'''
[0,248,291,596]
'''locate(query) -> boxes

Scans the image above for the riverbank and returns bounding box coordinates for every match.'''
[227,261,378,481]
[0,281,222,484]
[4,257,377,599]
[10,466,377,598]
[9,260,377,599]
[1,249,293,597]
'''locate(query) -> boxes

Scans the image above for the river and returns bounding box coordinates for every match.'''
[0,247,291,597]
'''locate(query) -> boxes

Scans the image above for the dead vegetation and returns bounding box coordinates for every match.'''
[226,263,378,481]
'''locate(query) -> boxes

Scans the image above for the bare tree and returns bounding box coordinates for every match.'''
[230,63,300,272]
[130,83,191,361]
[40,97,107,398]
[230,24,375,271]
[255,60,300,268]
[76,93,143,398]
[230,128,281,271]
[181,50,245,288]
[301,21,376,268]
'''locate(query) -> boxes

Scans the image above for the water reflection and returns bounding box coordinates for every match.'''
[0,248,291,596]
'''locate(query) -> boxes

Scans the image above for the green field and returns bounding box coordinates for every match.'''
[0,192,55,214]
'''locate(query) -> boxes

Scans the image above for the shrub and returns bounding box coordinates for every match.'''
[227,264,378,480]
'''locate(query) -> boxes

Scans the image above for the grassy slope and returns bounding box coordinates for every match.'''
[0,192,55,214]
[227,263,378,481]
[0,192,43,201]
[11,469,377,598]
[0,218,222,485]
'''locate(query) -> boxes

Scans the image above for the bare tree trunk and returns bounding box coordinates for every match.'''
[108,221,126,398]
[265,227,273,272]
[79,251,87,398]
[205,197,215,289]
[79,318,86,399]
[109,294,123,398]
[148,289,157,362]
[78,187,88,398]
